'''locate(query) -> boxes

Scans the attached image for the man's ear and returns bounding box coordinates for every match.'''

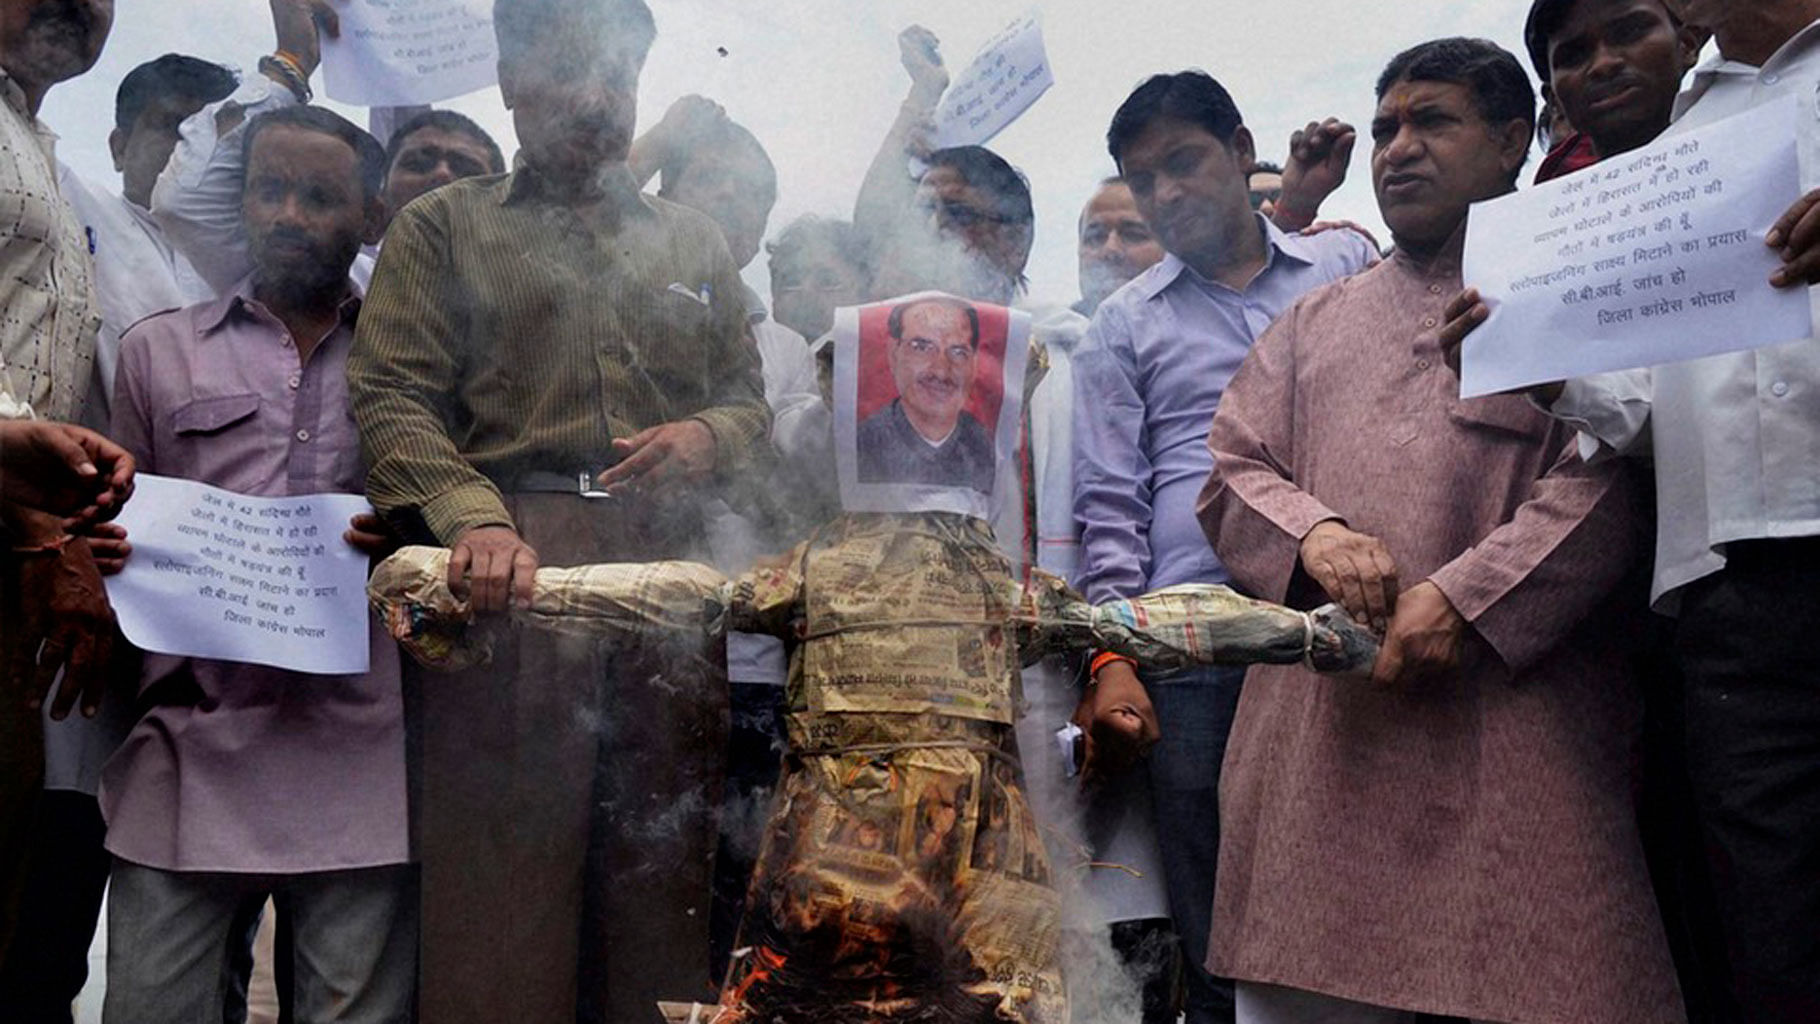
[108,127,128,171]
[1229,124,1257,171]
[362,196,387,246]
[1496,118,1532,177]
[496,60,517,110]
[1676,25,1707,72]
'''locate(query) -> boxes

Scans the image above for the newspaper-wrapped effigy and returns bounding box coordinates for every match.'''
[369,513,1377,1023]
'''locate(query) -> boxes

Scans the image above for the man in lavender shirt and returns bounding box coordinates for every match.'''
[1070,71,1376,1024]
[99,106,411,1023]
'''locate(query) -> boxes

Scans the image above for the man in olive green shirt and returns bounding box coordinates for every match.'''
[348,0,768,1019]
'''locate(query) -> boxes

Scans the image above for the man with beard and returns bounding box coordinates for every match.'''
[151,0,505,293]
[0,0,113,969]
[1201,38,1683,1024]
[99,105,413,1024]
[348,0,769,1019]
[1070,70,1377,1024]
[857,296,996,494]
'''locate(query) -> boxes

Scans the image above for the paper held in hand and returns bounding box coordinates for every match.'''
[321,0,497,107]
[105,474,374,675]
[1459,95,1813,398]
[928,10,1055,150]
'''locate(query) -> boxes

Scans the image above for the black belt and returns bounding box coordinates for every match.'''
[511,470,615,499]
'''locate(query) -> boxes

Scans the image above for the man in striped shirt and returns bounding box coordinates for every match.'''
[348,0,769,1020]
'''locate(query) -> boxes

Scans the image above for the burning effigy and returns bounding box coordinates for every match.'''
[366,294,1378,1022]
[368,518,1375,1023]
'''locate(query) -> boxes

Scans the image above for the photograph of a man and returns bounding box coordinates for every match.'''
[856,296,997,493]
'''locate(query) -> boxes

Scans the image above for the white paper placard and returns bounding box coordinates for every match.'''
[106,475,374,675]
[1460,96,1813,397]
[321,0,497,107]
[929,11,1055,150]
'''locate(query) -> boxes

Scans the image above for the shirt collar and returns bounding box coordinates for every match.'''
[1680,18,1820,114]
[1134,212,1317,301]
[200,274,365,336]
[502,157,652,221]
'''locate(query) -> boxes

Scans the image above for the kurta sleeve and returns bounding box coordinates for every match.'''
[348,199,512,544]
[1199,304,1344,604]
[1425,431,1637,676]
[1070,304,1156,603]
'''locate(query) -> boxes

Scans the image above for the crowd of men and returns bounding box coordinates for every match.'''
[1,0,1817,1021]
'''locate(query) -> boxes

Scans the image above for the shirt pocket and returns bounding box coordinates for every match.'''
[171,393,261,436]
[1446,396,1550,441]
[627,292,721,400]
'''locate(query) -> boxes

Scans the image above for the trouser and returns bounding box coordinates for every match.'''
[0,665,41,965]
[1674,539,1820,1023]
[1145,663,1244,1024]
[1110,917,1182,1024]
[1235,982,1498,1024]
[0,790,110,1022]
[415,492,727,1024]
[101,858,417,1024]
[709,679,786,982]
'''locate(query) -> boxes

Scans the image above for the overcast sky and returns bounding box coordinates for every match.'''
[46,0,1554,307]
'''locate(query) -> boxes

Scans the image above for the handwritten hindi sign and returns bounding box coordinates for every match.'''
[321,0,497,107]
[106,475,374,675]
[929,11,1055,150]
[1460,96,1812,398]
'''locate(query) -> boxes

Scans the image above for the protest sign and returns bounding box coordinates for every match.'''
[833,293,1030,521]
[929,11,1055,150]
[321,0,497,107]
[1460,96,1813,397]
[107,474,374,675]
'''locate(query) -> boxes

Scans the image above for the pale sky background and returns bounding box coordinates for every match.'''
[46,0,1564,307]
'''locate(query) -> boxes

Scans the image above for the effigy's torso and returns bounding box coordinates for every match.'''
[720,512,1066,1023]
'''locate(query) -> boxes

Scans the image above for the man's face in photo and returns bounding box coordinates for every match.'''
[888,301,978,443]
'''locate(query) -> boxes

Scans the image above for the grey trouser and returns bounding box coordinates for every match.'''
[102,858,416,1024]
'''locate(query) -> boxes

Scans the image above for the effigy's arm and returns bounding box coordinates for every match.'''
[1011,570,1379,675]
[368,545,732,670]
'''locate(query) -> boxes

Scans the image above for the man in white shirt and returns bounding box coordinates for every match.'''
[1444,2,1820,1016]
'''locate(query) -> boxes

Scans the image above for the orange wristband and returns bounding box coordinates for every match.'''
[1090,652,1136,678]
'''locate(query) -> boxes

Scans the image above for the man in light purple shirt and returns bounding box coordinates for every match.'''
[100,106,412,1024]
[1070,71,1376,1024]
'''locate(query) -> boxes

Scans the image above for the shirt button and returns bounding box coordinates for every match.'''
[295,429,311,443]
[1772,381,1790,397]
[1418,358,1431,370]
[1423,317,1438,328]
[287,376,301,390]
[1428,284,1442,294]
[1763,72,1780,85]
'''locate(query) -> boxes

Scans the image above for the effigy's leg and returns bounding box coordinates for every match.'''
[715,720,1066,1023]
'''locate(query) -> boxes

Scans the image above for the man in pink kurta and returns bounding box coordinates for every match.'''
[1197,38,1683,1024]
